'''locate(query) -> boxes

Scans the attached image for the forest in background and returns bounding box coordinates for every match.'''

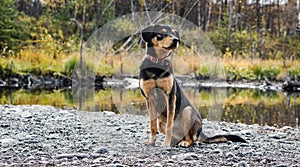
[0,0,300,80]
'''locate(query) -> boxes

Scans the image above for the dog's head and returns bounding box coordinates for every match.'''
[141,25,180,52]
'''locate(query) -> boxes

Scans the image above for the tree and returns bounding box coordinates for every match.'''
[0,0,29,55]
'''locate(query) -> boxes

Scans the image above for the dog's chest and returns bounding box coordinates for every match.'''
[140,75,174,97]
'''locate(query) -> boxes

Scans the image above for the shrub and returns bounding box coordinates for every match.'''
[64,56,78,76]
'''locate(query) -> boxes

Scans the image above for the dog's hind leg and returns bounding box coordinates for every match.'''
[177,106,195,147]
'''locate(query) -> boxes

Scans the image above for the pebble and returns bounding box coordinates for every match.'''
[153,162,163,167]
[55,153,76,159]
[94,148,109,154]
[209,149,222,154]
[268,132,287,139]
[0,105,299,166]
[236,161,249,167]
[0,138,18,147]
[225,152,235,158]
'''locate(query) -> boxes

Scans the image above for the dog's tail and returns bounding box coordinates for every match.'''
[204,134,246,143]
[199,132,246,143]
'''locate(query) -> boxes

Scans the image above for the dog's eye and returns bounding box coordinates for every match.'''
[157,33,165,40]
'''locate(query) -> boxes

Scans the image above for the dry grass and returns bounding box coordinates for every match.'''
[1,46,299,81]
[222,57,300,80]
[0,48,68,75]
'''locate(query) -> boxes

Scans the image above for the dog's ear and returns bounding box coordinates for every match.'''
[174,30,180,44]
[141,25,155,44]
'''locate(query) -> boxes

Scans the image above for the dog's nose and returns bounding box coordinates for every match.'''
[173,38,179,43]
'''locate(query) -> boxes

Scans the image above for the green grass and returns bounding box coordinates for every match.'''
[1,47,299,81]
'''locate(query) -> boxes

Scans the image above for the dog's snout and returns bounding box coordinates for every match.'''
[172,38,179,43]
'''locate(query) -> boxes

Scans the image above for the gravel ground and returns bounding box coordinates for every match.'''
[0,105,299,167]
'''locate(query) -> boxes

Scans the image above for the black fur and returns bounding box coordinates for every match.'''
[139,25,246,147]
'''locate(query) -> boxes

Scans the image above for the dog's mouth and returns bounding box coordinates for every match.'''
[162,41,179,50]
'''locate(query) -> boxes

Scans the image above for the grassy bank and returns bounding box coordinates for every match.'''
[222,57,300,81]
[1,47,299,82]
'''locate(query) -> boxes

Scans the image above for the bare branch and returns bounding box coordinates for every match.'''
[102,0,115,15]
[143,0,152,24]
[180,0,199,30]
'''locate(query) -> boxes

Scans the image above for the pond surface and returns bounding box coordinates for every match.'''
[0,87,299,128]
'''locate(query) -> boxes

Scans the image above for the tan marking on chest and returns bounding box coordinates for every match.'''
[140,79,156,97]
[156,75,174,94]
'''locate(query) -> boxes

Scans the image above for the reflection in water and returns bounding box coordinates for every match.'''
[0,87,299,128]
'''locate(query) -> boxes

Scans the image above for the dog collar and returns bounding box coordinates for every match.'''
[145,54,172,68]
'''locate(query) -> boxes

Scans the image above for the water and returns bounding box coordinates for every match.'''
[0,87,299,128]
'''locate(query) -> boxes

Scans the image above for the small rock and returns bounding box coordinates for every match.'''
[226,152,235,158]
[46,134,60,139]
[106,163,128,167]
[268,132,287,139]
[240,130,255,136]
[153,162,162,167]
[209,149,222,154]
[0,138,18,147]
[274,164,288,167]
[19,110,33,118]
[236,161,249,167]
[264,125,277,131]
[0,123,10,128]
[171,153,199,161]
[76,153,89,159]
[103,111,115,115]
[24,155,36,162]
[24,135,40,144]
[280,126,293,131]
[94,148,108,154]
[55,153,76,159]
[39,160,52,165]
[239,142,249,147]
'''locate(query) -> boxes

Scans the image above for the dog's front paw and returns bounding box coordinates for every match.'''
[178,140,193,147]
[145,141,155,146]
[162,141,171,147]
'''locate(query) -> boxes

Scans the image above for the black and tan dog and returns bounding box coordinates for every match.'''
[139,24,246,147]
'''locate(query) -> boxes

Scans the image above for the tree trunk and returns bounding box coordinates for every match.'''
[65,0,70,17]
[226,0,234,48]
[205,0,212,31]
[198,0,201,27]
[82,1,86,34]
[256,0,261,33]
[95,0,101,29]
[277,0,281,37]
[297,0,300,29]
[218,0,222,28]
[202,0,207,31]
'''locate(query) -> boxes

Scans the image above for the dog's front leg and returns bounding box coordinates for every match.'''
[145,100,157,146]
[162,94,176,147]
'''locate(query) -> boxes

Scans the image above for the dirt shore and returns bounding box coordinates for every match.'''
[0,105,299,166]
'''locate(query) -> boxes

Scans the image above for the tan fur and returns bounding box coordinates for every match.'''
[141,25,246,147]
[156,75,174,94]
[161,94,171,147]
[158,120,166,134]
[146,97,158,145]
[140,79,156,98]
[151,36,175,59]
